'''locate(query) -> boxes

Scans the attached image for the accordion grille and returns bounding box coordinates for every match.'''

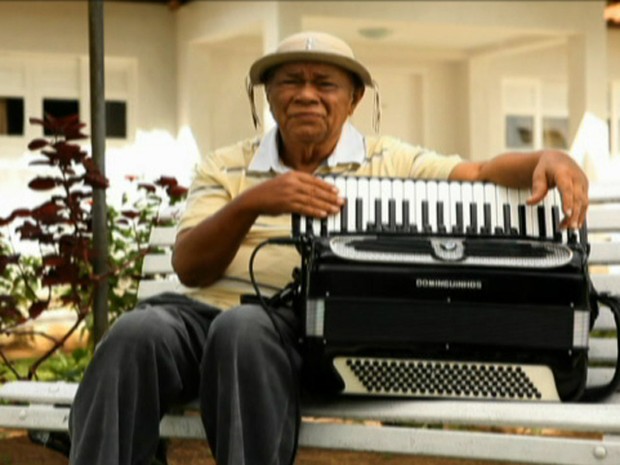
[333,357,560,401]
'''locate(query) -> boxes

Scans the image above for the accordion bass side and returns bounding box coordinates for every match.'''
[295,177,592,402]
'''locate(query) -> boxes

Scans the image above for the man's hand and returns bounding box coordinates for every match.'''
[527,151,589,229]
[247,171,344,218]
[450,149,589,229]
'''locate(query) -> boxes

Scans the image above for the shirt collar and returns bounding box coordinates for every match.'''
[248,122,366,173]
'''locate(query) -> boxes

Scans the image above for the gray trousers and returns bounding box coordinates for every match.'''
[69,293,303,465]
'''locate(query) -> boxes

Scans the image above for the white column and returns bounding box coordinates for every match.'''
[567,31,609,178]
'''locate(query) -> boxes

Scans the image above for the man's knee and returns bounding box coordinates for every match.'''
[207,305,272,353]
[97,306,177,357]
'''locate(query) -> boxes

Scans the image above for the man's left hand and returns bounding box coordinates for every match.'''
[527,150,589,229]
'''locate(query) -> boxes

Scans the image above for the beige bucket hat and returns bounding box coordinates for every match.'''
[248,31,374,87]
[246,31,380,132]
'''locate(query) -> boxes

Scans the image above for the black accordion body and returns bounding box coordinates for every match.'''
[293,176,592,402]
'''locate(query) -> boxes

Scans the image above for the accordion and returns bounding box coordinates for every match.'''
[294,177,592,402]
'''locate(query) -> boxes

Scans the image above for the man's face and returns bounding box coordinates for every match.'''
[265,62,363,149]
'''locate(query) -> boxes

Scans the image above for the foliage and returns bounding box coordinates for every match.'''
[0,115,187,382]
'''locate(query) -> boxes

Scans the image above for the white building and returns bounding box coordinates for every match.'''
[0,1,618,216]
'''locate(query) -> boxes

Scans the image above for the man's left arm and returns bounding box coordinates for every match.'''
[448,150,588,229]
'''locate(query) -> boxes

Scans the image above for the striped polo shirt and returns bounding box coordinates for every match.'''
[177,123,462,310]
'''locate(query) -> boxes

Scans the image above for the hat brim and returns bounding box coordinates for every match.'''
[249,51,373,87]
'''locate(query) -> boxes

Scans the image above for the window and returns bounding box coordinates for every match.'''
[502,79,568,152]
[105,100,127,139]
[505,115,534,149]
[0,97,24,136]
[542,116,569,149]
[42,98,80,135]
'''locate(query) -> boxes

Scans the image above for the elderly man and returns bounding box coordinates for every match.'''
[69,31,588,465]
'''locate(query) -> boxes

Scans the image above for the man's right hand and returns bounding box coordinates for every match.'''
[247,171,344,218]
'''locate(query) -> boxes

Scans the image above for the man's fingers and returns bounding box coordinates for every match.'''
[524,161,550,205]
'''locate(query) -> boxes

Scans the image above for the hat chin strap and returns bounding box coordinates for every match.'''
[246,75,381,134]
[246,75,261,129]
[372,79,381,134]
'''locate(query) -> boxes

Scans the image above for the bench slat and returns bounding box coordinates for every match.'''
[142,254,173,275]
[589,338,618,364]
[588,205,620,232]
[149,226,176,247]
[298,422,620,465]
[137,279,184,300]
[589,183,620,204]
[589,242,620,265]
[592,274,620,295]
[2,401,619,464]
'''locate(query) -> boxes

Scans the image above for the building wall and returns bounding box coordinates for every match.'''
[176,1,608,163]
[0,1,178,214]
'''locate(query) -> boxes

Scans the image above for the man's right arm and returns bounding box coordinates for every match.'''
[172,171,343,288]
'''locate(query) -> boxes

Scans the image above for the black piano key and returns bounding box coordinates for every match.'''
[518,205,527,237]
[551,206,562,242]
[421,200,431,233]
[482,203,492,234]
[537,206,547,238]
[292,213,300,237]
[467,203,478,235]
[453,201,464,234]
[502,204,511,235]
[305,216,314,236]
[340,200,348,232]
[401,200,410,232]
[355,198,363,232]
[568,229,578,244]
[374,198,382,230]
[320,218,328,237]
[388,199,396,231]
[577,222,588,246]
[436,201,446,234]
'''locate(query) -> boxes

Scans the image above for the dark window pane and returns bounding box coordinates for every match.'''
[0,97,24,136]
[42,98,80,135]
[106,100,126,138]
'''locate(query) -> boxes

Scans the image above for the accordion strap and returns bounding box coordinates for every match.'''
[580,288,620,402]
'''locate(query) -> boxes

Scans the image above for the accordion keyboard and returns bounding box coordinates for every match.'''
[292,177,582,244]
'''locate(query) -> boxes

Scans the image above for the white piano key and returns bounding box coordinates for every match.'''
[323,175,337,233]
[392,179,404,227]
[472,182,485,234]
[403,180,416,229]
[553,188,567,243]
[334,177,347,233]
[543,192,555,239]
[460,182,472,231]
[357,177,370,232]
[426,181,438,232]
[484,183,498,233]
[380,179,392,227]
[449,182,462,232]
[415,180,427,230]
[507,187,520,234]
[495,185,508,233]
[437,181,450,232]
[346,177,358,233]
[519,188,537,238]
[369,178,381,228]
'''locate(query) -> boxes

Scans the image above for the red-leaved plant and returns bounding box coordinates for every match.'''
[0,115,187,381]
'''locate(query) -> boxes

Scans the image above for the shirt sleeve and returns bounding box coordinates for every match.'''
[176,154,230,233]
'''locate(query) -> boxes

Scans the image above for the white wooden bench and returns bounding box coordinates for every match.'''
[1,182,620,465]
